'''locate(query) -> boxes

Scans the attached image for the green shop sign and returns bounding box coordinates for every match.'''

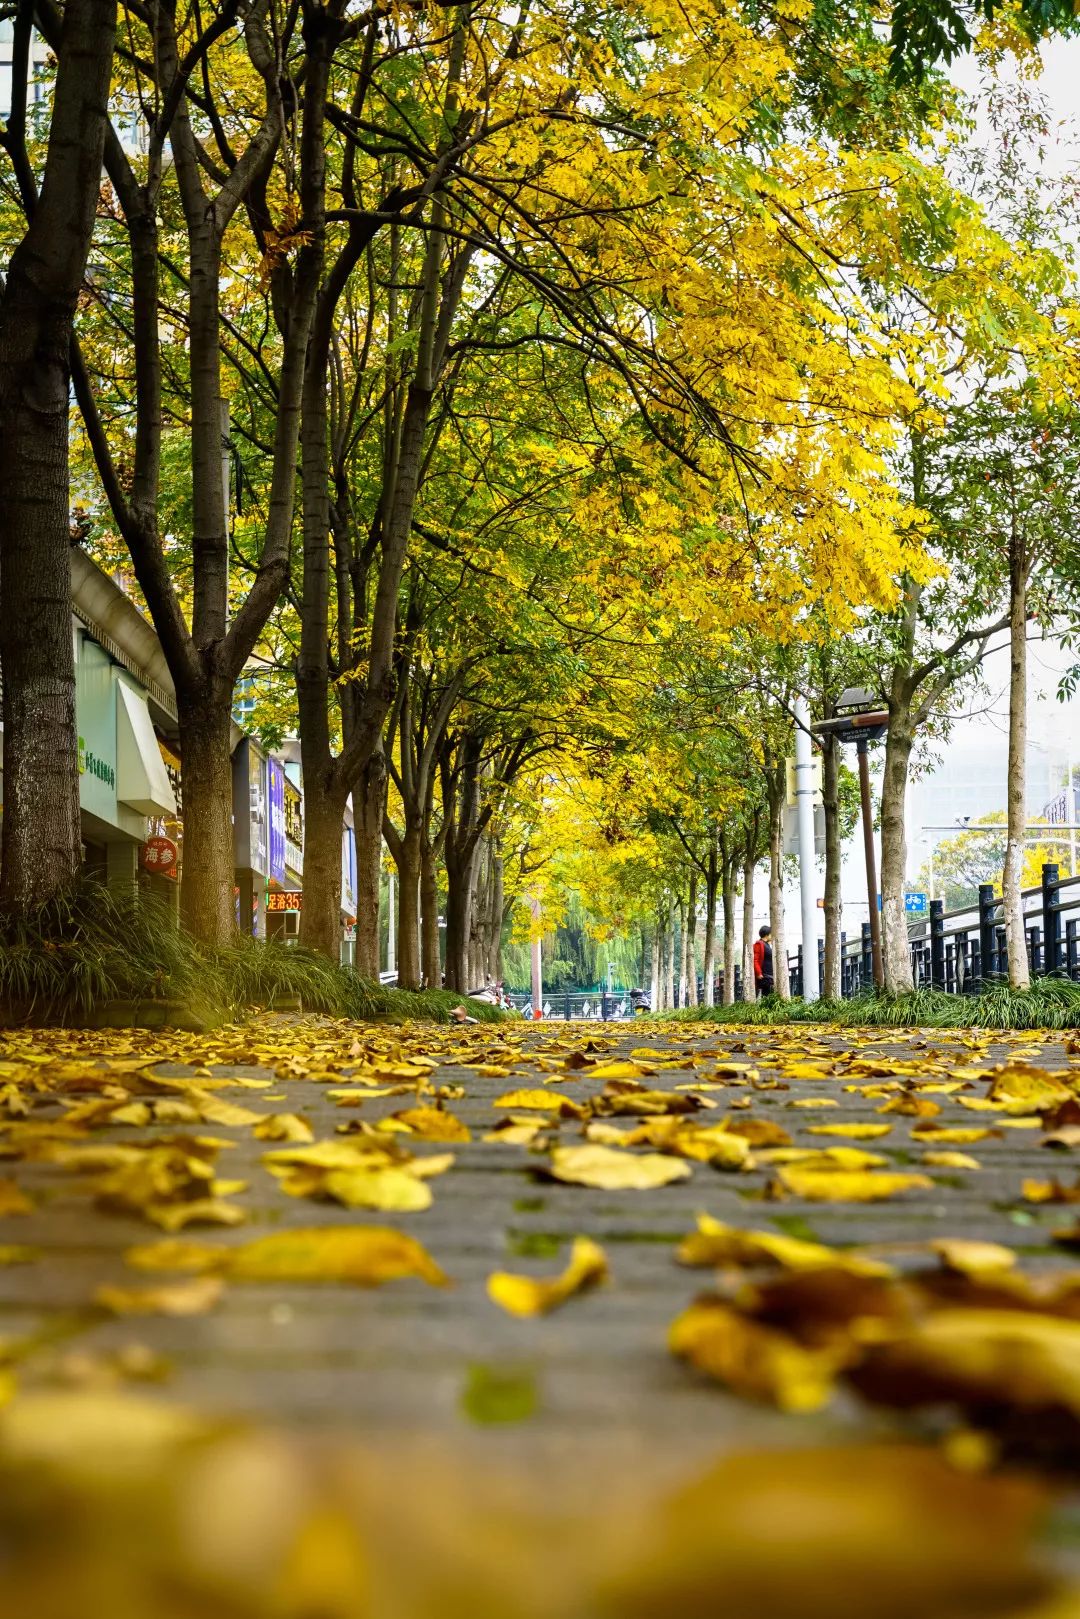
[78,737,116,790]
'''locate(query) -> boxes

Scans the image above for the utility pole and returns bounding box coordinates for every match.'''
[530,895,543,1020]
[856,739,884,990]
[793,693,819,1002]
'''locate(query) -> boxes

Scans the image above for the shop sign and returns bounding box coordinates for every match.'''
[78,737,115,790]
[267,890,302,912]
[284,778,303,872]
[140,834,178,875]
[268,759,286,882]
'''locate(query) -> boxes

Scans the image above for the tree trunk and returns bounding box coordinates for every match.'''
[722,858,736,1005]
[664,894,676,1009]
[489,845,504,981]
[822,734,842,1000]
[742,850,756,1001]
[1004,543,1030,989]
[353,751,385,980]
[649,921,660,1011]
[880,702,914,995]
[177,689,236,944]
[420,835,441,988]
[685,873,697,1006]
[0,0,118,914]
[394,830,422,991]
[300,776,348,961]
[768,791,789,999]
[702,843,718,1007]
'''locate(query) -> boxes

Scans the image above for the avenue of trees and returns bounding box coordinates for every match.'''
[2,0,1080,1001]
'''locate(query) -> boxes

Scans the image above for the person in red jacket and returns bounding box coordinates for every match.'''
[753,925,774,997]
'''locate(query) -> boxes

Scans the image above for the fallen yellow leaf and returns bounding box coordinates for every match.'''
[545,1144,691,1190]
[669,1296,838,1411]
[487,1236,609,1318]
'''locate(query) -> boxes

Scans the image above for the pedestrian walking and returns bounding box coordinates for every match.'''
[753,925,774,997]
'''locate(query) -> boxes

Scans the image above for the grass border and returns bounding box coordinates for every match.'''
[661,981,1080,1032]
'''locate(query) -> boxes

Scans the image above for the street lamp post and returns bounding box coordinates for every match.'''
[812,688,889,993]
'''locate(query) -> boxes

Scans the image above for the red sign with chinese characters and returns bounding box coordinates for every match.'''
[140,835,179,876]
[267,890,302,912]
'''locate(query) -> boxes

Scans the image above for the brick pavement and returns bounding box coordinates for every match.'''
[0,1015,1074,1474]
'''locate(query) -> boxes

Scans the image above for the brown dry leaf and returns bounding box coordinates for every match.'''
[545,1144,691,1190]
[592,1090,704,1119]
[669,1296,839,1411]
[94,1275,225,1316]
[252,1113,314,1144]
[854,1308,1080,1428]
[600,1443,1055,1619]
[1043,1125,1080,1150]
[930,1239,1017,1278]
[676,1213,893,1278]
[771,1168,933,1203]
[806,1123,893,1141]
[487,1236,609,1318]
[391,1107,471,1143]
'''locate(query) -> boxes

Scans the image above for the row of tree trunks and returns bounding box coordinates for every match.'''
[0,0,118,915]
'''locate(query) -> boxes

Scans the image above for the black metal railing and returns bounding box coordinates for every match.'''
[786,862,1080,1000]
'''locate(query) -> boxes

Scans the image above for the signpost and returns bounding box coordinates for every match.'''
[904,892,928,915]
[811,688,889,992]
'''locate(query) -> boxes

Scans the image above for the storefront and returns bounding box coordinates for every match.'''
[233,736,269,937]
[75,630,177,882]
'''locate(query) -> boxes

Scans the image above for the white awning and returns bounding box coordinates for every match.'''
[116,681,176,817]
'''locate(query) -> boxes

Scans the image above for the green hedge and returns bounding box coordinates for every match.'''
[0,883,504,1027]
[663,979,1080,1032]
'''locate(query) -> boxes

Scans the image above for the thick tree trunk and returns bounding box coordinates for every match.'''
[420,835,441,988]
[0,404,82,912]
[664,894,675,1009]
[0,0,118,914]
[300,777,348,961]
[443,845,480,992]
[353,751,385,980]
[649,921,660,1011]
[394,831,422,991]
[822,735,842,1000]
[177,690,236,944]
[1004,550,1030,989]
[768,792,789,999]
[685,872,698,1005]
[722,861,736,1005]
[742,851,756,1001]
[489,846,504,981]
[880,703,914,995]
[702,844,718,1007]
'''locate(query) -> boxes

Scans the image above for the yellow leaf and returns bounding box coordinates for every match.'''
[929,1239,1016,1278]
[676,1213,893,1277]
[0,1179,32,1216]
[391,1107,471,1143]
[921,1151,981,1170]
[911,1127,994,1144]
[546,1144,691,1190]
[771,1169,932,1203]
[806,1123,893,1140]
[487,1236,609,1318]
[318,1167,433,1212]
[669,1297,838,1411]
[252,1114,314,1143]
[94,1275,225,1315]
[494,1090,585,1118]
[240,1227,448,1286]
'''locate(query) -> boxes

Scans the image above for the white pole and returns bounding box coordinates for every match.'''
[530,895,543,1019]
[221,400,231,625]
[794,693,819,1002]
[387,869,396,975]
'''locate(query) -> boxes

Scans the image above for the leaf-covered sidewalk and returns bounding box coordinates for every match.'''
[3,1015,1080,1616]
